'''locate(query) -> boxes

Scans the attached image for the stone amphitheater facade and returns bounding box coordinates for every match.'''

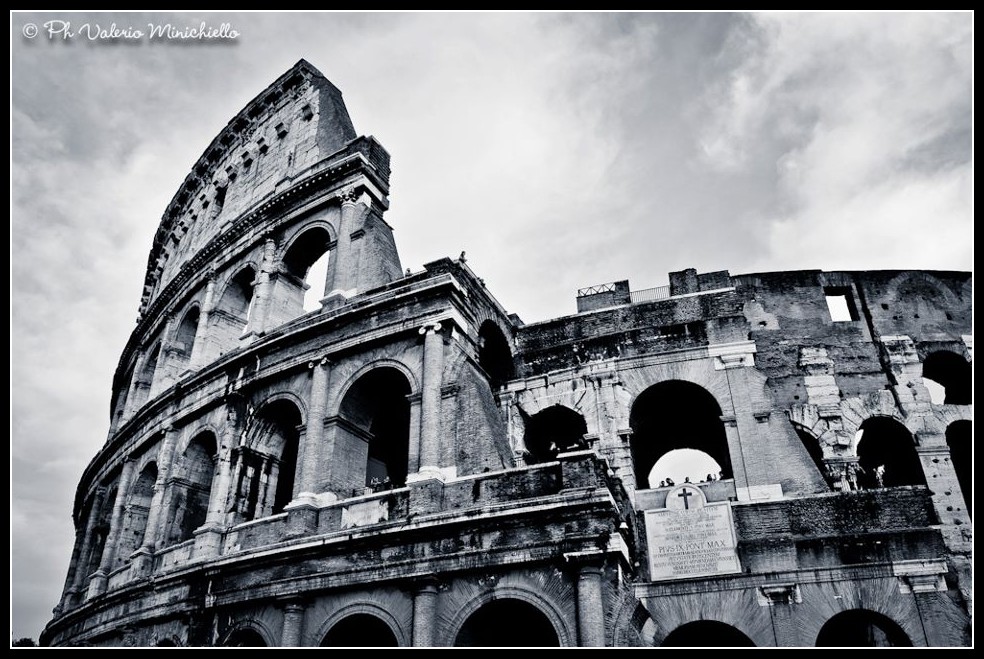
[42,60,972,647]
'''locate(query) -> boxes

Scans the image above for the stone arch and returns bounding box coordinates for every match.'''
[946,420,971,515]
[130,342,162,411]
[477,319,514,389]
[522,404,588,464]
[252,390,308,426]
[661,620,756,647]
[221,620,275,647]
[816,609,912,647]
[790,421,828,485]
[629,380,731,489]
[231,399,303,521]
[331,358,420,415]
[165,430,218,546]
[922,350,971,405]
[280,224,334,315]
[317,603,406,647]
[115,461,158,566]
[212,264,257,355]
[446,587,573,647]
[334,365,414,496]
[170,303,201,369]
[854,416,925,489]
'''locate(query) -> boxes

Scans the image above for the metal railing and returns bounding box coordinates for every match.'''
[629,285,671,303]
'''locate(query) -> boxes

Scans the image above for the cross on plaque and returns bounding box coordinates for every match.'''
[677,488,694,510]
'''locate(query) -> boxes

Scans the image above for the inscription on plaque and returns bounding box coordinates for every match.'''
[644,484,741,581]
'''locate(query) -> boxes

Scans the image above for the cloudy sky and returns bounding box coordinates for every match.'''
[10,11,972,641]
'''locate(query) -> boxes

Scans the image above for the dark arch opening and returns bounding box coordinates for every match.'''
[224,628,267,647]
[115,462,158,566]
[321,614,399,647]
[213,266,256,356]
[523,405,588,464]
[455,599,560,647]
[234,400,302,522]
[922,351,971,405]
[167,431,217,545]
[629,381,731,489]
[155,639,177,647]
[855,417,925,489]
[282,226,332,314]
[338,367,412,496]
[172,306,200,366]
[792,423,828,486]
[816,609,912,647]
[662,620,755,647]
[478,320,514,389]
[946,420,971,516]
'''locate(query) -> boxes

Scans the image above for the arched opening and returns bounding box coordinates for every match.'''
[280,226,333,318]
[112,365,134,426]
[792,423,829,487]
[166,432,217,545]
[478,320,514,389]
[224,628,267,647]
[523,405,588,464]
[662,620,755,647]
[855,417,926,489]
[232,400,302,522]
[629,381,731,489]
[212,266,256,356]
[171,306,200,370]
[455,599,560,647]
[946,421,971,516]
[115,462,158,566]
[320,614,399,647]
[155,639,177,647]
[338,368,412,496]
[922,351,971,405]
[130,343,161,411]
[816,609,912,647]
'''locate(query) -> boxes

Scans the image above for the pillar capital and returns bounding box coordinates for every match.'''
[419,321,444,336]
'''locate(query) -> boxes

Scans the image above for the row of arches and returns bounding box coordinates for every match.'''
[219,604,913,647]
[116,224,340,424]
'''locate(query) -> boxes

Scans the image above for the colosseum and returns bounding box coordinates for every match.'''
[41,60,972,647]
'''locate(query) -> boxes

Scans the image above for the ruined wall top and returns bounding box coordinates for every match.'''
[139,59,360,313]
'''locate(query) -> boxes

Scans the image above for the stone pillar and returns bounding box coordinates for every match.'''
[245,237,277,337]
[412,578,440,647]
[87,457,136,598]
[280,600,306,647]
[286,357,330,536]
[132,427,178,576]
[196,403,239,556]
[188,276,217,370]
[149,314,177,396]
[574,563,606,647]
[123,350,148,419]
[759,584,800,646]
[297,357,329,496]
[413,322,445,480]
[323,188,367,302]
[61,487,107,610]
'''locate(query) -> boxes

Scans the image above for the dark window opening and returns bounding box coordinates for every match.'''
[662,621,755,647]
[523,405,588,464]
[922,350,971,405]
[232,400,302,522]
[855,417,925,489]
[321,614,399,647]
[455,599,560,647]
[477,320,514,389]
[282,226,333,314]
[816,610,912,647]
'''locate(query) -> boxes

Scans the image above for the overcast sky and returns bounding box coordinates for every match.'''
[10,11,972,641]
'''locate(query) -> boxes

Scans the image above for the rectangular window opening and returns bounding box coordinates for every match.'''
[824,287,859,322]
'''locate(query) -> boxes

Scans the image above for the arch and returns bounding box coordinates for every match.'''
[661,620,756,647]
[523,405,588,464]
[629,380,731,489]
[477,320,514,389]
[130,343,161,411]
[280,225,334,317]
[321,613,400,647]
[166,430,217,545]
[946,420,971,516]
[115,462,158,564]
[212,265,256,355]
[171,304,200,367]
[232,399,303,522]
[855,416,925,489]
[337,366,413,496]
[454,598,562,647]
[922,351,971,405]
[791,422,828,485]
[313,602,409,648]
[222,626,269,647]
[447,587,573,647]
[816,609,912,647]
